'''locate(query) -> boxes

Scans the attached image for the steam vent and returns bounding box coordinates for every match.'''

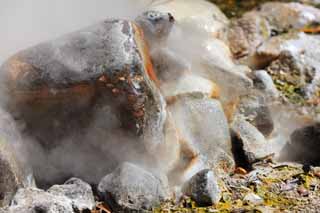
[1,0,320,212]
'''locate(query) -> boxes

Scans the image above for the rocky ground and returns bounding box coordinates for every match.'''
[1,0,320,212]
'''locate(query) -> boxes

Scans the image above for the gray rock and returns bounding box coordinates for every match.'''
[231,116,272,166]
[2,178,95,213]
[98,162,168,212]
[236,94,274,137]
[182,169,221,206]
[48,178,95,211]
[168,95,235,176]
[280,123,320,165]
[254,70,280,99]
[4,188,74,213]
[0,109,30,207]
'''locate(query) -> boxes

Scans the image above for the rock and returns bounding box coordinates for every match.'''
[0,109,30,207]
[228,2,320,68]
[2,178,94,213]
[97,162,168,212]
[265,33,320,120]
[231,116,272,168]
[201,39,253,101]
[243,193,264,205]
[4,188,74,213]
[150,0,229,37]
[162,74,220,100]
[280,123,320,165]
[253,70,280,99]
[168,95,235,178]
[236,94,274,137]
[0,15,169,155]
[182,169,221,206]
[48,178,95,211]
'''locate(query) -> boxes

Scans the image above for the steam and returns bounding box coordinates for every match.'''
[0,0,151,63]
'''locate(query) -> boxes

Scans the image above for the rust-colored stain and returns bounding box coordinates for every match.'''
[210,82,221,99]
[133,23,160,87]
[11,84,95,105]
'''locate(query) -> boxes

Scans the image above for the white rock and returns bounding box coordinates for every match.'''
[150,0,228,37]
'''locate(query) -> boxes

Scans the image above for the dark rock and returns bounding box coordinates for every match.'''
[98,162,168,212]
[280,123,320,165]
[48,178,95,211]
[181,169,221,207]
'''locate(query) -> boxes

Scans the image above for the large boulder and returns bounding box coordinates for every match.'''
[97,162,168,212]
[0,17,167,154]
[182,169,221,207]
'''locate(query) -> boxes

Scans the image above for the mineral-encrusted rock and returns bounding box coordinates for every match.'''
[182,169,221,207]
[236,94,274,137]
[151,0,229,37]
[48,178,95,211]
[231,116,271,167]
[0,109,30,208]
[169,95,235,178]
[0,15,169,154]
[98,162,168,212]
[280,123,320,165]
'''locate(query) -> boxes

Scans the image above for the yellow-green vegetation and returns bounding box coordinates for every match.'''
[154,164,320,212]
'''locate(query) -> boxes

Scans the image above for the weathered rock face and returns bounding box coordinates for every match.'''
[280,123,320,165]
[228,2,320,68]
[0,18,166,153]
[168,95,235,181]
[1,178,94,213]
[0,109,30,208]
[182,169,221,207]
[98,162,168,212]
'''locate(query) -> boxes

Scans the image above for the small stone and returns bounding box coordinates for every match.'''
[297,186,309,196]
[182,169,221,207]
[243,193,264,205]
